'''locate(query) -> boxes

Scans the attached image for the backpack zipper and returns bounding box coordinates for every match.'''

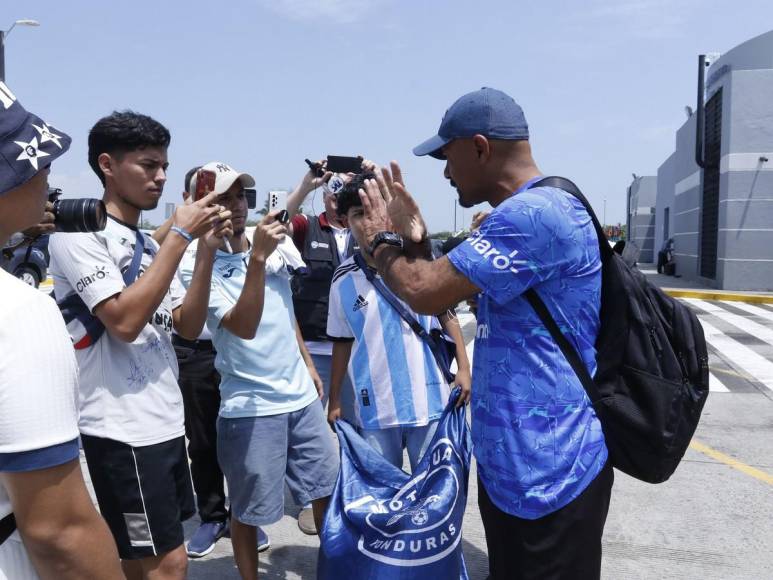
[677,351,690,383]
[648,325,663,356]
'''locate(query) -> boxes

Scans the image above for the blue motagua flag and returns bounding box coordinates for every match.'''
[319,390,472,579]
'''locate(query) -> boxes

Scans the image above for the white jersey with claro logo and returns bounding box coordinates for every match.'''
[49,216,185,447]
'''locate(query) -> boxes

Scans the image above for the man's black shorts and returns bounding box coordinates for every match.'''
[478,460,614,580]
[81,434,195,560]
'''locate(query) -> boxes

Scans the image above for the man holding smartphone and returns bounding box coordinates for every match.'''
[49,111,231,580]
[179,162,337,580]
[152,166,271,558]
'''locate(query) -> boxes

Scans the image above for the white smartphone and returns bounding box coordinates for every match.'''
[268,190,288,213]
[268,190,289,223]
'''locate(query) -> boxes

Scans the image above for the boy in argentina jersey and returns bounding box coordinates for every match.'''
[326,173,471,472]
[355,88,614,580]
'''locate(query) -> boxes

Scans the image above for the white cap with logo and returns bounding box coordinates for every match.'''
[189,161,256,195]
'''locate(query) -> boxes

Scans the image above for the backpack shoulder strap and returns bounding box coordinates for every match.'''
[0,513,16,546]
[524,176,605,403]
[523,289,601,403]
[532,176,612,259]
[123,230,146,285]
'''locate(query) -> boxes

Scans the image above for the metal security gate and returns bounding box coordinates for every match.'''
[700,88,722,279]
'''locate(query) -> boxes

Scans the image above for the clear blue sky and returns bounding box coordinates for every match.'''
[5,1,772,232]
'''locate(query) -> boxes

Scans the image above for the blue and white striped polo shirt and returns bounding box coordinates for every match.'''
[327,256,450,430]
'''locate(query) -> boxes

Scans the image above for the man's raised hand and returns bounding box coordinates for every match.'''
[173,191,227,240]
[377,161,427,244]
[251,211,287,260]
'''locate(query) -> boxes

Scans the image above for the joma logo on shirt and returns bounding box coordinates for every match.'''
[465,231,525,274]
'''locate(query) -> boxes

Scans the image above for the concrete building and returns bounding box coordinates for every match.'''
[631,29,773,290]
[626,176,657,263]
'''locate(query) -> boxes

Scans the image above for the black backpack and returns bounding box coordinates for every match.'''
[523,176,710,484]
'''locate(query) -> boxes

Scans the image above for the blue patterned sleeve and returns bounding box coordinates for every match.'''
[446,189,589,305]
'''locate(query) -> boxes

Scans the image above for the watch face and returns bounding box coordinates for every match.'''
[370,231,403,254]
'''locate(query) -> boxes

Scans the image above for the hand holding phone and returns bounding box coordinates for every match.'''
[269,190,289,223]
[195,169,217,201]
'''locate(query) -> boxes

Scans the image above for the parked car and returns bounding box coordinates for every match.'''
[1,233,50,288]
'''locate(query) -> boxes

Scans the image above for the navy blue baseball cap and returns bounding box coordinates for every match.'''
[0,82,71,195]
[413,87,529,159]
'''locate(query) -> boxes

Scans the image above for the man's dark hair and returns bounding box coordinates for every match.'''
[87,111,171,185]
[336,172,377,217]
[184,166,201,193]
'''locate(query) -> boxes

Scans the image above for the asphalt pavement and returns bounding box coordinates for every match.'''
[75,267,773,579]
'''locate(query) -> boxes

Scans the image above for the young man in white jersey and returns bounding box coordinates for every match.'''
[49,111,231,580]
[327,172,471,471]
[0,83,123,579]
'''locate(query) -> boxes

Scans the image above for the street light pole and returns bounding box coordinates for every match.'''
[603,198,607,227]
[0,19,40,82]
[0,31,5,82]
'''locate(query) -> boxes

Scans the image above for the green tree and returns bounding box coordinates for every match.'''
[139,218,157,230]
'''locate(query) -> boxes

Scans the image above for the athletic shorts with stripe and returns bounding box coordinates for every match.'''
[80,435,195,560]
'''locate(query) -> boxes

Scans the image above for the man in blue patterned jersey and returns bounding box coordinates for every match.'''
[354,87,613,580]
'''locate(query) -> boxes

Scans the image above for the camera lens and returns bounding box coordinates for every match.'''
[52,198,107,233]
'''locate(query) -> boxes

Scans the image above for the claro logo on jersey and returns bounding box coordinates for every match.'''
[75,266,107,292]
[465,230,527,274]
[344,438,464,567]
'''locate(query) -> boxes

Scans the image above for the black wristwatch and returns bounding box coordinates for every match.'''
[369,231,403,255]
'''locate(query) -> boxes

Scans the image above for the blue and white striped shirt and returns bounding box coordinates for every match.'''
[327,256,450,430]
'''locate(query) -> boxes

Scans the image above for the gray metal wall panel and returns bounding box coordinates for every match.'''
[655,153,676,246]
[708,30,773,75]
[716,260,773,291]
[727,69,773,152]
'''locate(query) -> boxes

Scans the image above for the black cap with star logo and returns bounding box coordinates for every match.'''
[0,81,71,196]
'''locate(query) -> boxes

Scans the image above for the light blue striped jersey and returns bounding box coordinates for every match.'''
[327,256,450,430]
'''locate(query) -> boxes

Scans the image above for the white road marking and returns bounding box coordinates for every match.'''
[722,300,773,324]
[685,299,773,346]
[708,372,730,393]
[697,317,773,393]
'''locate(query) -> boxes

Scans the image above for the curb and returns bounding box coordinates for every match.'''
[663,288,773,304]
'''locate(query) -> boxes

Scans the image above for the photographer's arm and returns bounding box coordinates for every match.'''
[287,163,331,219]
[1,461,124,580]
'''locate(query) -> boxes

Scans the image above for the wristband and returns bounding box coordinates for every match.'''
[170,225,193,243]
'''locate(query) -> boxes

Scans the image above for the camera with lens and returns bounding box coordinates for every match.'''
[48,188,107,233]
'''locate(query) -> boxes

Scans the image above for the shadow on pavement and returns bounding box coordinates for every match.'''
[462,538,490,580]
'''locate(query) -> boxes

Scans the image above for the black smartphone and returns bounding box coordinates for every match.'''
[244,188,257,209]
[326,155,363,174]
